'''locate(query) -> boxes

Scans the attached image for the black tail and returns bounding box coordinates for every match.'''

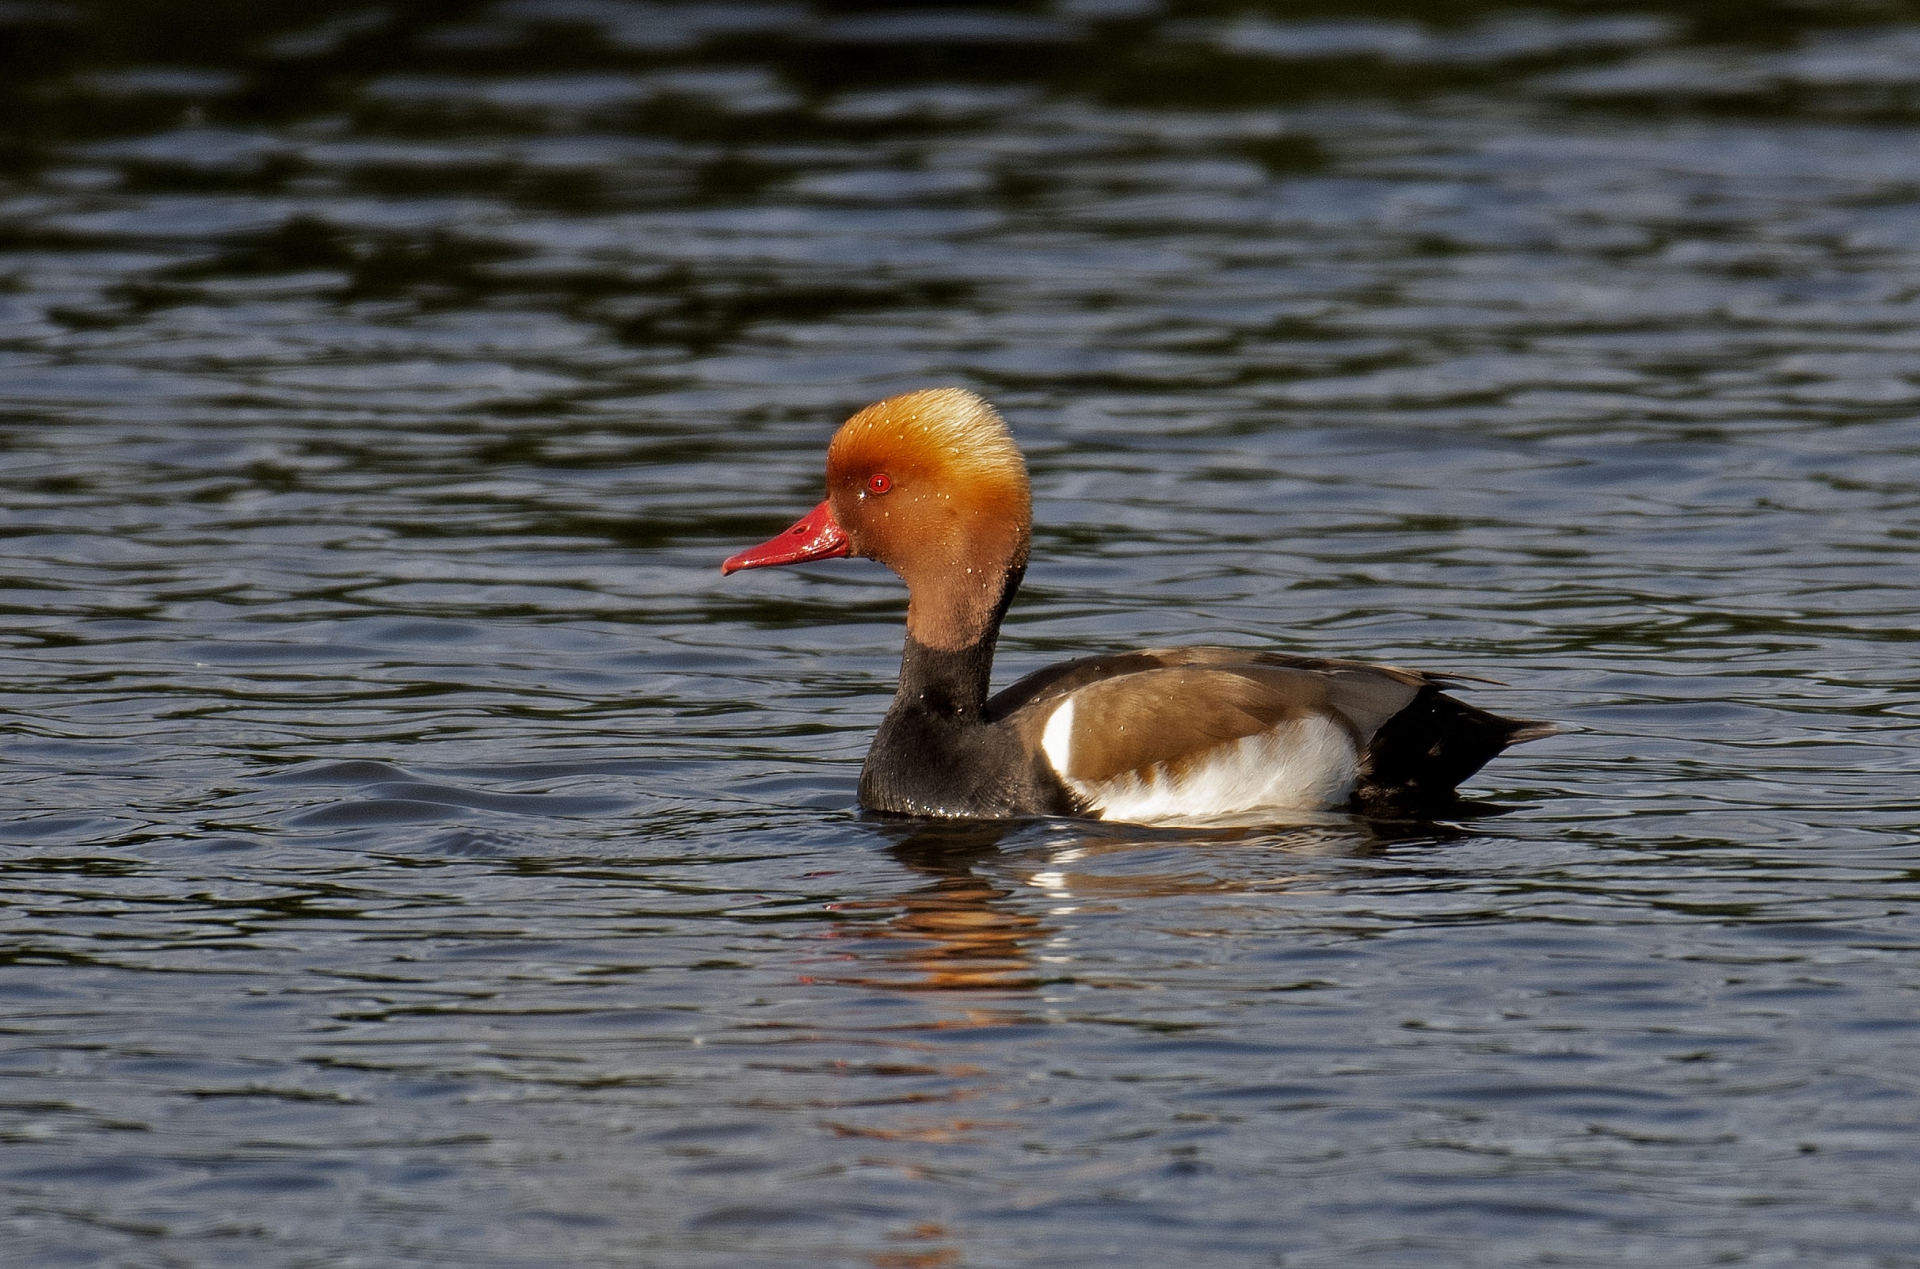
[1351,686,1555,813]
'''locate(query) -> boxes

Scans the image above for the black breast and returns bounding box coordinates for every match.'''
[858,704,1080,819]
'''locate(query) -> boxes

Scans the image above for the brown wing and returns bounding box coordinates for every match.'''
[1003,662,1422,785]
[990,645,1428,752]
[984,649,1181,721]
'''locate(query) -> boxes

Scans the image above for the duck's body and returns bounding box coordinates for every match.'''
[725,389,1550,823]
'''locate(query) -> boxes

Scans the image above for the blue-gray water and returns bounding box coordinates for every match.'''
[3,2,1918,1265]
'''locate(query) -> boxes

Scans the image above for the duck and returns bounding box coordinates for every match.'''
[723,388,1553,822]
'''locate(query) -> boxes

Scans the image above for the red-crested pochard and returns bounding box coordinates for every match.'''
[723,388,1552,822]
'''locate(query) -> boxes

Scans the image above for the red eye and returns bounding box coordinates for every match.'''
[866,472,892,495]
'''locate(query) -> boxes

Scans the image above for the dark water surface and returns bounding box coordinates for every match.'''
[3,1,1919,1264]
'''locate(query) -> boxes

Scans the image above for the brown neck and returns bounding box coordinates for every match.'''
[897,559,1026,715]
[903,541,1027,653]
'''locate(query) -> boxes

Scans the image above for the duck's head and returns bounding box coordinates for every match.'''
[723,387,1032,650]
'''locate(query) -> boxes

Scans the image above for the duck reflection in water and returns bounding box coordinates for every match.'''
[829,814,1486,995]
[833,821,1050,994]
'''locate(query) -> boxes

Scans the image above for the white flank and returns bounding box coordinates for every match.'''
[1040,696,1076,776]
[1069,714,1359,824]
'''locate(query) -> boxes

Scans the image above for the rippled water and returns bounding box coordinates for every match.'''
[3,2,1919,1264]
